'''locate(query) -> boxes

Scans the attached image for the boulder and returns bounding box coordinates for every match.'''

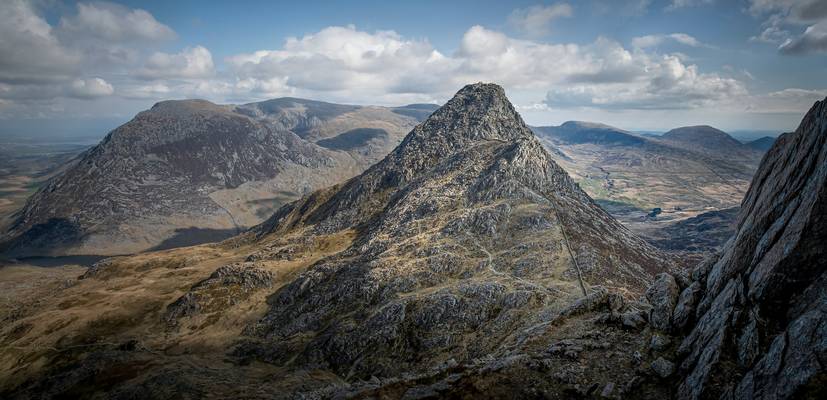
[645,273,679,331]
[650,357,674,378]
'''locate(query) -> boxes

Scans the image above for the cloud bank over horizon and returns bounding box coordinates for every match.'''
[0,0,824,133]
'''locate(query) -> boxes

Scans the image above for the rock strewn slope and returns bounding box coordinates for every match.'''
[236,83,672,378]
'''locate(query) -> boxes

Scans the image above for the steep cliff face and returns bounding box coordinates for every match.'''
[667,98,827,399]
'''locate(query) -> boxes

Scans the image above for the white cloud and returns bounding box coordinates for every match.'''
[67,78,115,99]
[743,88,827,113]
[592,0,653,17]
[225,25,748,111]
[748,0,827,23]
[0,0,175,105]
[227,25,456,100]
[0,0,81,84]
[507,3,573,37]
[58,2,175,42]
[748,0,827,54]
[0,2,817,128]
[546,54,747,110]
[779,19,827,54]
[137,46,215,80]
[632,33,707,48]
[120,83,171,99]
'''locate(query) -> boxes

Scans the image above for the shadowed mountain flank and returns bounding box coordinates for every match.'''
[746,136,776,152]
[315,127,389,151]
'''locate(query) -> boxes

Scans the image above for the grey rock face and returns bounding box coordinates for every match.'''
[673,97,827,400]
[650,334,672,353]
[671,281,702,331]
[621,310,648,330]
[645,273,679,332]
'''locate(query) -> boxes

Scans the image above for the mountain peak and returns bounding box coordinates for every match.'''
[661,124,746,153]
[396,83,532,156]
[560,120,625,132]
[663,125,733,141]
[147,99,230,116]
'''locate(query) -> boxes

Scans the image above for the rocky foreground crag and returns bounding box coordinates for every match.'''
[666,95,827,399]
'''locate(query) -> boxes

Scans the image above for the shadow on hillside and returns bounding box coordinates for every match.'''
[148,227,242,251]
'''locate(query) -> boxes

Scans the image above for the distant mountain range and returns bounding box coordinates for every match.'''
[0,93,771,262]
[533,121,768,262]
[660,125,765,160]
[0,98,437,257]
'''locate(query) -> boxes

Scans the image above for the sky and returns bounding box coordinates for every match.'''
[0,0,825,139]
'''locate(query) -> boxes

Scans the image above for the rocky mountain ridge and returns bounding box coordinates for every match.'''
[233,83,672,377]
[0,83,675,398]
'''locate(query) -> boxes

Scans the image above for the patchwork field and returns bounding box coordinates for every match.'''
[0,141,89,229]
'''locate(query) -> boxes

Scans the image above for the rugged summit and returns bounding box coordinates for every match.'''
[1,97,429,257]
[236,83,671,377]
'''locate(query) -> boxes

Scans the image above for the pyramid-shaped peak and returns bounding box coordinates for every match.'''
[453,82,508,102]
[399,83,533,152]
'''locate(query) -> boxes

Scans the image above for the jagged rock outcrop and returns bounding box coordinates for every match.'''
[646,273,680,332]
[164,262,274,327]
[641,97,827,399]
[1,98,431,257]
[234,83,672,379]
